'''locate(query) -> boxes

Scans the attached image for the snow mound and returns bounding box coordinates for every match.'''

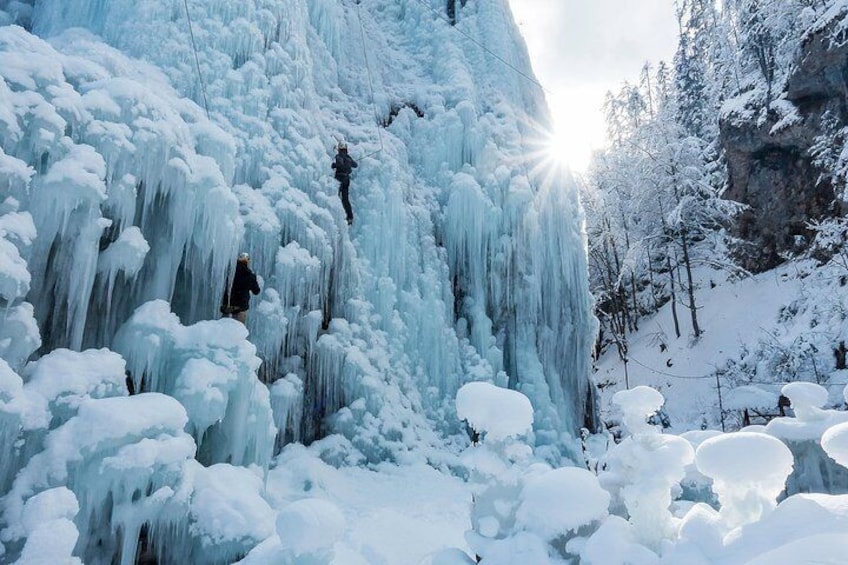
[21,347,127,430]
[767,382,848,441]
[419,548,476,565]
[695,432,793,527]
[0,302,41,372]
[16,488,82,565]
[516,466,610,539]
[821,422,848,468]
[580,516,659,565]
[782,382,828,420]
[724,385,779,412]
[189,463,275,563]
[16,517,81,565]
[20,486,79,535]
[744,533,848,565]
[276,498,346,557]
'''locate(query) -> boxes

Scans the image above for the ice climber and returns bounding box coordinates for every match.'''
[331,141,358,225]
[221,252,260,324]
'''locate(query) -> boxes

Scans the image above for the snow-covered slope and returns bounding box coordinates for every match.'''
[596,259,848,435]
[0,0,593,561]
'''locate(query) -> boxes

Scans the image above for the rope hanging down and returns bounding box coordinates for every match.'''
[183,0,211,119]
[409,0,550,95]
[355,1,384,160]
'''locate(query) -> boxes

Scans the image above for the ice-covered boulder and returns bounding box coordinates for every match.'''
[114,300,275,467]
[1,394,196,564]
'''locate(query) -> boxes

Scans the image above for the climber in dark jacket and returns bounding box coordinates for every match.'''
[221,252,260,324]
[331,141,358,225]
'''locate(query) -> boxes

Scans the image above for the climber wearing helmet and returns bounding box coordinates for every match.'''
[221,252,260,324]
[331,141,358,225]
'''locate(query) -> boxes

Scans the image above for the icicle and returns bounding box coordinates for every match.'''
[0,359,25,493]
[270,374,304,448]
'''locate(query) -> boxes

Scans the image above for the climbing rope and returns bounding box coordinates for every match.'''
[625,354,847,387]
[183,0,211,119]
[354,1,385,160]
[348,0,553,160]
[409,0,550,95]
[627,356,714,380]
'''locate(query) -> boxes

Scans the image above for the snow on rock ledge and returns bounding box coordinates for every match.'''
[612,386,664,436]
[456,381,533,442]
[695,431,794,528]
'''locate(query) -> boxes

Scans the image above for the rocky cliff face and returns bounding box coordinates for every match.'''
[721,26,847,271]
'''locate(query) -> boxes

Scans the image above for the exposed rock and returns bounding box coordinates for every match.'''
[721,26,847,272]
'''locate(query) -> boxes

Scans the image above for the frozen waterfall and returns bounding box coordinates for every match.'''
[0,0,595,561]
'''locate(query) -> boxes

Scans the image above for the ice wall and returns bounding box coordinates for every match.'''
[1,0,595,559]
[4,0,593,446]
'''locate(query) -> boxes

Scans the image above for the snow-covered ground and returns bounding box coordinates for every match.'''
[260,453,472,564]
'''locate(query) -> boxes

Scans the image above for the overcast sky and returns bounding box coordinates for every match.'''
[507,0,679,172]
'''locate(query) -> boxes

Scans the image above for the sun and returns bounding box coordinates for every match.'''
[518,106,602,179]
[544,127,578,172]
[513,97,606,190]
[544,90,610,175]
